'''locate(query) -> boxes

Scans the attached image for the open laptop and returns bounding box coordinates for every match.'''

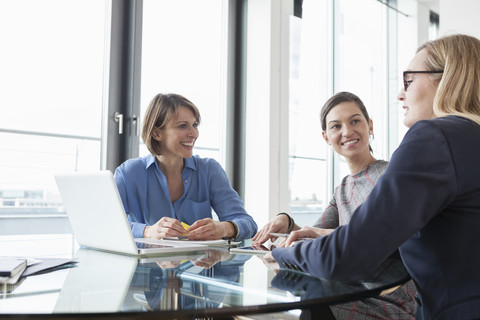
[54,171,207,256]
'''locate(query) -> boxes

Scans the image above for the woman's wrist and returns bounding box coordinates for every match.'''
[143,225,150,238]
[224,221,238,239]
[276,212,294,233]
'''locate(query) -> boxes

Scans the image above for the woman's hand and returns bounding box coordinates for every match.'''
[143,217,187,239]
[252,214,290,245]
[279,226,334,247]
[187,218,232,240]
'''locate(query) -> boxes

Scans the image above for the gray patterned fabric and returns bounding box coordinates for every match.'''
[313,160,389,229]
[313,160,417,319]
[331,280,417,319]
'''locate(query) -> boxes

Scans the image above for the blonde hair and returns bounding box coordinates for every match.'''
[418,34,480,125]
[142,93,201,155]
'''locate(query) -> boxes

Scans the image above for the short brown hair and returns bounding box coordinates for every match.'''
[142,93,201,155]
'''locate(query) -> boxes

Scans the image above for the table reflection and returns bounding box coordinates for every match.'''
[270,257,413,319]
[271,257,410,301]
[134,249,252,312]
[53,249,137,313]
[53,248,252,314]
[1,234,412,319]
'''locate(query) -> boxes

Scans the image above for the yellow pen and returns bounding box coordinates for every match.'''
[181,222,190,235]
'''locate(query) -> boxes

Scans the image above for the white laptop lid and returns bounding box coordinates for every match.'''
[54,171,206,255]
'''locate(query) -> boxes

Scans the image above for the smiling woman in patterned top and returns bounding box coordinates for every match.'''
[253,91,386,242]
[254,91,417,319]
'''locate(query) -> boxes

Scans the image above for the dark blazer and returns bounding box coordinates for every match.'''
[272,116,480,320]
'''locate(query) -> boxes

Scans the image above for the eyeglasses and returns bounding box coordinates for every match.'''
[403,70,443,91]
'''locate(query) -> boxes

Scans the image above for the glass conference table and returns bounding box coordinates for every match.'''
[0,234,410,319]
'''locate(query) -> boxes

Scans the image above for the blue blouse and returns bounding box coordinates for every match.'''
[114,154,257,240]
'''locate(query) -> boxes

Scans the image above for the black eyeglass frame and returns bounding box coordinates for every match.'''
[403,70,443,91]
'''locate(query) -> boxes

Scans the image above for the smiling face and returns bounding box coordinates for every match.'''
[152,105,199,160]
[398,48,439,127]
[322,101,373,161]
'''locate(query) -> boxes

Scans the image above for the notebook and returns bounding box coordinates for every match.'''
[0,258,27,285]
[0,258,27,278]
[54,171,207,256]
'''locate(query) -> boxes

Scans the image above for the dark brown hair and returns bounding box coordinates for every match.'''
[320,91,372,152]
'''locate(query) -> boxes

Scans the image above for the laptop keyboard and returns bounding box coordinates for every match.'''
[136,242,173,249]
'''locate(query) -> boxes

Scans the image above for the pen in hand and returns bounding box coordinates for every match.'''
[181,222,190,235]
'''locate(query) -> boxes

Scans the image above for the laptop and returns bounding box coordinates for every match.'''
[54,171,207,256]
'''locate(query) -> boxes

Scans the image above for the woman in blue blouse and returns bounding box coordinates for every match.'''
[114,93,257,241]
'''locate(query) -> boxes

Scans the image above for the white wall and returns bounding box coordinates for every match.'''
[439,0,480,39]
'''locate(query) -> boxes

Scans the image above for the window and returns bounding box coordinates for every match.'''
[140,0,227,164]
[289,0,389,224]
[288,0,331,225]
[0,0,108,234]
[287,0,414,225]
[334,0,388,178]
[0,0,427,236]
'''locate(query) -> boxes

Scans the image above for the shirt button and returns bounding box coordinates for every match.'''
[184,180,188,184]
